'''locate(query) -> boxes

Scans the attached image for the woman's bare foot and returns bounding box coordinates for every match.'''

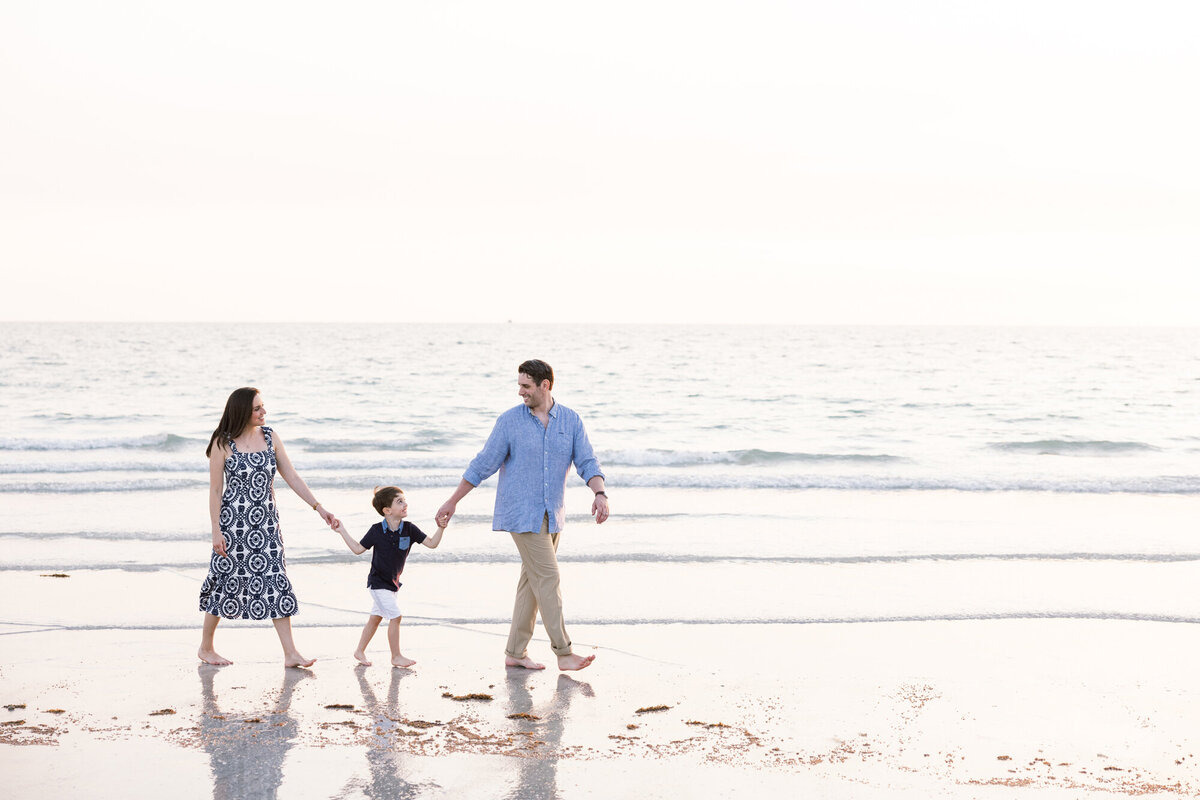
[505,655,546,670]
[284,652,316,668]
[354,650,372,666]
[557,653,595,672]
[198,648,232,666]
[391,654,416,668]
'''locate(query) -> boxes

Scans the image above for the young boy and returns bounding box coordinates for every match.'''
[333,485,446,667]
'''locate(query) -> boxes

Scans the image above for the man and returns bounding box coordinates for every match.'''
[436,359,608,671]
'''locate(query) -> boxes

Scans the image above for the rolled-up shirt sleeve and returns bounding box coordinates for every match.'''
[572,420,604,484]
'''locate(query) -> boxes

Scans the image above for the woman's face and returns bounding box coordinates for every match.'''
[250,394,266,427]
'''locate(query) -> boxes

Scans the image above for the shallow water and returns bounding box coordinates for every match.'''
[2,323,1198,630]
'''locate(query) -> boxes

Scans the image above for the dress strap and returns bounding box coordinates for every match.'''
[262,426,274,450]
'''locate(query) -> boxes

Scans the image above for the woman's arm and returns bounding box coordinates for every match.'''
[208,443,228,556]
[273,433,340,528]
[331,520,368,555]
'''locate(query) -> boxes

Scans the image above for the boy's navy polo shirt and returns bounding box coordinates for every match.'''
[360,520,427,591]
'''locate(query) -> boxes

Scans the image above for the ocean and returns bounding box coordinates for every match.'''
[2,322,1199,632]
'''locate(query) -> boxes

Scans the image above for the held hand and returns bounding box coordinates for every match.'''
[211,530,228,557]
[435,501,456,527]
[318,507,339,529]
[591,494,610,524]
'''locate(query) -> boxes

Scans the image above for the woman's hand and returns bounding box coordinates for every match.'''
[318,506,340,529]
[211,530,228,557]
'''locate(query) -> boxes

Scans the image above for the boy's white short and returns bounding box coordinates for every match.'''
[368,588,402,620]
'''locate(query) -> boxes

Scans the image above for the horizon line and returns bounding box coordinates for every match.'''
[1,319,1197,330]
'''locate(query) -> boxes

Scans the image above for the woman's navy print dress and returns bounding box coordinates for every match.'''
[199,427,299,619]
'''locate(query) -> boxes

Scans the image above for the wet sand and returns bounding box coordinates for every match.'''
[4,616,1200,798]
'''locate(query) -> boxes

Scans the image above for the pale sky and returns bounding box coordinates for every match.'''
[2,1,1197,325]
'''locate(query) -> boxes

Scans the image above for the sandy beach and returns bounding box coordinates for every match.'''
[5,609,1200,798]
[5,489,1200,798]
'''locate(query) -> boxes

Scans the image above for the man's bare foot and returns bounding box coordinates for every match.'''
[198,648,232,666]
[354,650,372,666]
[557,653,595,671]
[284,653,316,669]
[392,655,416,668]
[505,655,546,670]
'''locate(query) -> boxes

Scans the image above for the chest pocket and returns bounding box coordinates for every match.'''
[396,536,411,551]
[551,429,572,456]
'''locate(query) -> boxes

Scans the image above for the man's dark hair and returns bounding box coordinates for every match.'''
[519,359,554,389]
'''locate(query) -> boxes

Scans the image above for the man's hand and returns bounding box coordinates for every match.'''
[591,494,609,524]
[436,501,456,528]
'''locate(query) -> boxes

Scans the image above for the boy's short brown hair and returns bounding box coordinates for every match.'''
[372,485,404,515]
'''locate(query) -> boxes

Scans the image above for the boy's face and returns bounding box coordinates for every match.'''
[383,494,408,520]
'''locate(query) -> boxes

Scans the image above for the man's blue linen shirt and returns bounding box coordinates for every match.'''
[462,401,604,534]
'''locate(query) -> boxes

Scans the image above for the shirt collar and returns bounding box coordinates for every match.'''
[525,399,558,420]
[382,519,402,534]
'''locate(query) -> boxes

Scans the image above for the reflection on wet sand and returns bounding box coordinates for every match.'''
[193,660,594,799]
[505,671,594,800]
[198,665,310,800]
[352,666,433,799]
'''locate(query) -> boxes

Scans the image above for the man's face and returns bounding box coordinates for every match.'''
[517,374,549,407]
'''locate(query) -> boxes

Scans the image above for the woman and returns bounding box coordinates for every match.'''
[198,387,338,667]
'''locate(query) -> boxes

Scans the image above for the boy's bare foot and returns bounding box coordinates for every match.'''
[198,648,232,666]
[391,655,416,668]
[557,653,595,672]
[354,651,372,666]
[284,652,316,669]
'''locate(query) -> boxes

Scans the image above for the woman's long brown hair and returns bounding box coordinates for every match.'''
[205,386,259,457]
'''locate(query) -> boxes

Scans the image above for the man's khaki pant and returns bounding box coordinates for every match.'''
[505,513,573,658]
